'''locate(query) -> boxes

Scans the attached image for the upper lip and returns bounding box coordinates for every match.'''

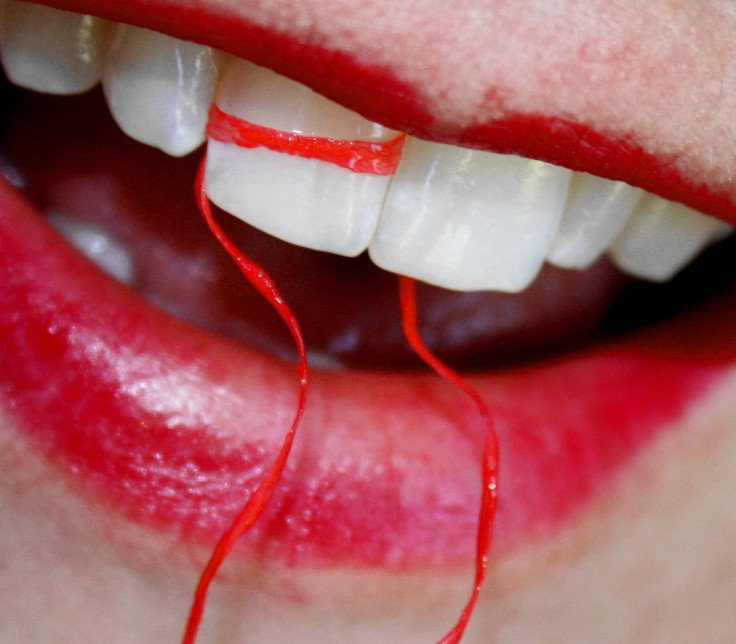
[24,0,736,226]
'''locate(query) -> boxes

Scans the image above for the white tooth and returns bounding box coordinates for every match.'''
[608,194,733,281]
[47,213,135,285]
[102,26,219,157]
[204,59,396,257]
[0,2,111,94]
[548,173,642,268]
[368,139,571,292]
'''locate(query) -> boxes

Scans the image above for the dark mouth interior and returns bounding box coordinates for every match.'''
[2,69,735,370]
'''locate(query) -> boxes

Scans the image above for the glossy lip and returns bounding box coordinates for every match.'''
[2,164,736,567]
[3,1,736,570]
[23,0,736,227]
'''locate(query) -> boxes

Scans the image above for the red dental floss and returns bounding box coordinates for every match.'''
[399,276,499,644]
[207,104,406,174]
[186,104,497,643]
[181,156,309,644]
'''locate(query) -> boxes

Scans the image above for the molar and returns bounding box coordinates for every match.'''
[47,212,135,285]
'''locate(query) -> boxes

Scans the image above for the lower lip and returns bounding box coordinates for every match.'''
[2,161,735,569]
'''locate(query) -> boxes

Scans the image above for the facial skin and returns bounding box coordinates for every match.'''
[2,1,736,643]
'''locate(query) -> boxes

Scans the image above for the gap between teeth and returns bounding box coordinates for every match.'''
[1,1,732,293]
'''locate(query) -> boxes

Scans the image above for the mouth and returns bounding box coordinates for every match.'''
[2,0,736,641]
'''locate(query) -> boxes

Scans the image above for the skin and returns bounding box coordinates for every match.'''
[2,0,736,642]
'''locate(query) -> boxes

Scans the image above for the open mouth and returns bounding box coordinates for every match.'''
[2,1,736,642]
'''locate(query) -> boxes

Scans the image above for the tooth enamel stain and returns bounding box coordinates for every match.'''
[47,213,135,285]
[102,26,219,157]
[204,59,396,257]
[2,6,733,293]
[0,1,112,95]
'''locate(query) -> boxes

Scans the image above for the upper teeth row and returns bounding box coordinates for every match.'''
[1,1,731,292]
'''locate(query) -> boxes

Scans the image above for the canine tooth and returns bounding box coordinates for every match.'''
[608,194,732,281]
[204,59,397,257]
[0,2,111,94]
[47,213,135,285]
[368,138,571,292]
[548,173,642,268]
[102,26,219,157]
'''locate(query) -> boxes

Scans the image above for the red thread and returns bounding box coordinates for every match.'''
[398,276,499,644]
[181,156,309,644]
[207,104,406,175]
[185,103,492,641]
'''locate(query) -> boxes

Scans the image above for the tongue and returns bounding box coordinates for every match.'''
[2,80,628,368]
